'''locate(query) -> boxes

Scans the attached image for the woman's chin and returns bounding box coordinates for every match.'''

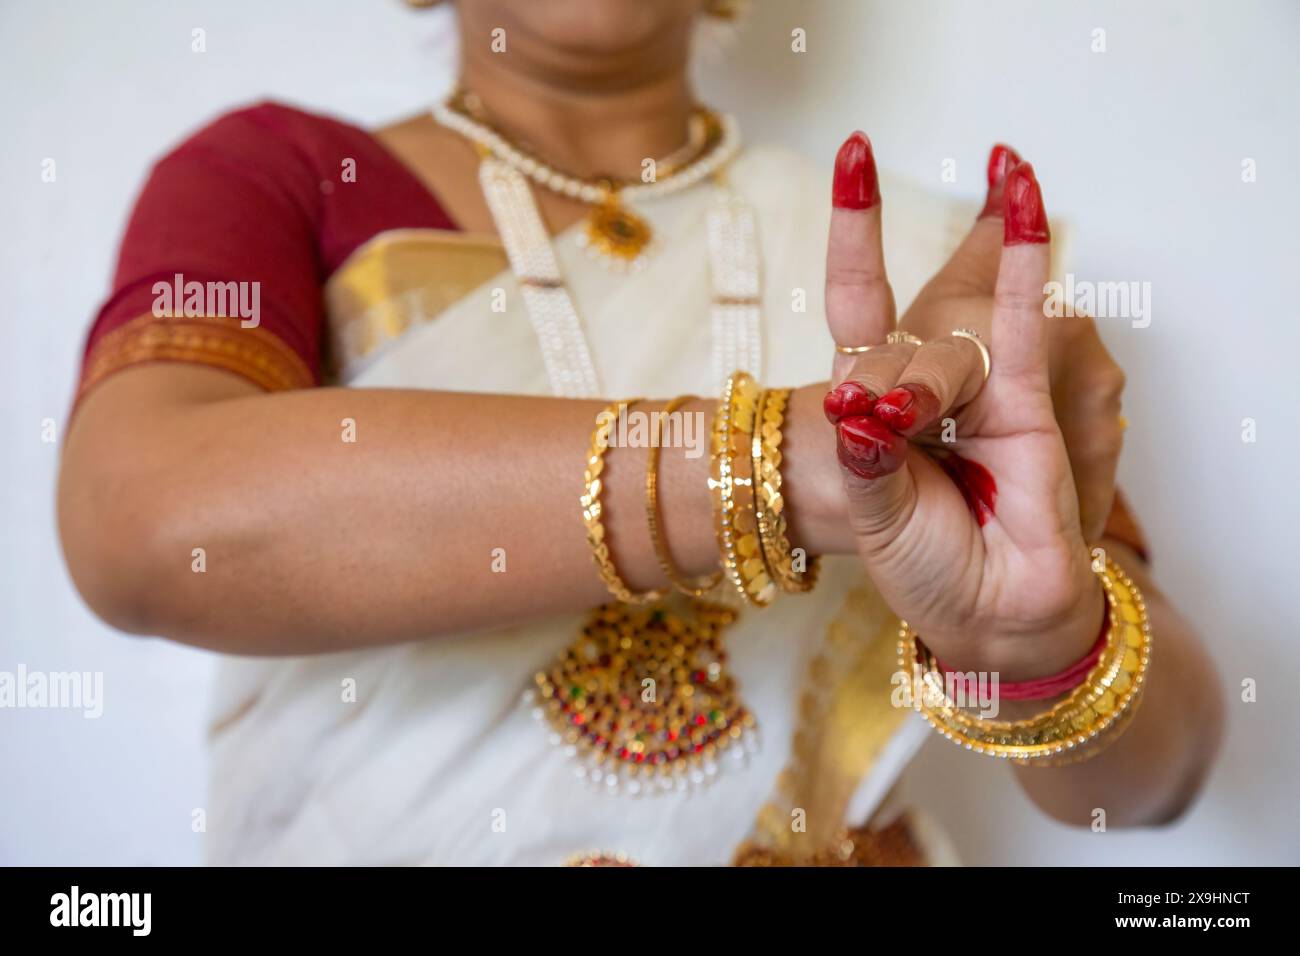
[486,0,695,59]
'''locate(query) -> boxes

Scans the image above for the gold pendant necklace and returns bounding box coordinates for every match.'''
[432,90,739,271]
[580,190,655,266]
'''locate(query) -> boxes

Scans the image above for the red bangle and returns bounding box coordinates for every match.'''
[935,605,1110,702]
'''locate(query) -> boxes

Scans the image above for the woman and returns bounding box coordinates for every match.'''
[58,0,1221,865]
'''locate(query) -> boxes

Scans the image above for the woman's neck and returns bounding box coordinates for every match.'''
[456,43,696,182]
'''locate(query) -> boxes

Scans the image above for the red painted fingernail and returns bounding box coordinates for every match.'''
[978,143,1022,219]
[873,384,941,436]
[832,131,880,210]
[823,381,878,423]
[937,452,998,526]
[836,415,905,479]
[1003,162,1050,245]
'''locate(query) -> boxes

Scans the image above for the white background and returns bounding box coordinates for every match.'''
[2,0,1297,865]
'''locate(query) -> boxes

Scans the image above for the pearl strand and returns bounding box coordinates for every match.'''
[432,102,741,206]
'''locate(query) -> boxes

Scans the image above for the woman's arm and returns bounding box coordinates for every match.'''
[1009,538,1224,826]
[58,364,845,655]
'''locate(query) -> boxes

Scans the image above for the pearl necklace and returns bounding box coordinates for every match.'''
[432,94,741,272]
[434,96,762,398]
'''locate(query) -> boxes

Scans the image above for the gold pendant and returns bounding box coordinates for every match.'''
[525,598,756,795]
[578,199,654,271]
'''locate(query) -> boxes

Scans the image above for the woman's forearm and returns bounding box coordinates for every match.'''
[1009,539,1224,827]
[58,365,842,654]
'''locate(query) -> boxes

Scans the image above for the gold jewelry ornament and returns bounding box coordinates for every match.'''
[752,388,818,593]
[950,327,991,382]
[526,598,757,795]
[886,330,925,347]
[564,850,637,867]
[710,371,776,606]
[834,343,874,355]
[899,556,1151,765]
[581,400,668,604]
[441,91,762,396]
[647,396,724,597]
[433,90,739,270]
[584,193,655,264]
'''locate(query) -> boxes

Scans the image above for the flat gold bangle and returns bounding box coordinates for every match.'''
[710,371,776,607]
[751,387,819,594]
[581,399,669,605]
[646,395,723,597]
[898,557,1151,764]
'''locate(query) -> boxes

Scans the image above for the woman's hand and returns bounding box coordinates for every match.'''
[893,144,1126,544]
[821,132,1104,680]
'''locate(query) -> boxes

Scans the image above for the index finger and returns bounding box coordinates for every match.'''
[826,131,896,383]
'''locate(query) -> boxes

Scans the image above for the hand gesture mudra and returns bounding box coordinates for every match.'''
[822,133,1105,680]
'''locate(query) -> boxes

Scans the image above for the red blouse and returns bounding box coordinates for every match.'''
[79,100,457,396]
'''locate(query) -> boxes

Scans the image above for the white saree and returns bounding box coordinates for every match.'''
[205,146,975,866]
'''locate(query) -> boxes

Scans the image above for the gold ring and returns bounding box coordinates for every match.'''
[950,328,991,381]
[886,330,924,347]
[835,344,874,355]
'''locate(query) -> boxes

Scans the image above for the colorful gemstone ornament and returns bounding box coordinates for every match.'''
[524,598,757,795]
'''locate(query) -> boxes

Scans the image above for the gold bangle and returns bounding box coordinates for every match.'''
[898,556,1151,764]
[646,395,723,597]
[751,388,819,594]
[581,399,669,605]
[710,371,776,607]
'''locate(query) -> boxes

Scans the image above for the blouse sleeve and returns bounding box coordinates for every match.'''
[77,104,326,400]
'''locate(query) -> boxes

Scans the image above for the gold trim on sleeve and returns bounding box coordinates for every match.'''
[78,313,314,397]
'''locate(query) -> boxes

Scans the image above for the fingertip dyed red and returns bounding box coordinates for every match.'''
[978,143,1023,219]
[1002,162,1050,245]
[836,415,905,479]
[873,384,941,436]
[832,131,881,210]
[986,143,1023,188]
[823,381,878,423]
